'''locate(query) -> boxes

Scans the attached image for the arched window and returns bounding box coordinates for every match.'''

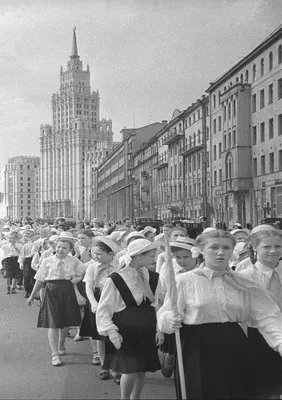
[240,74,243,83]
[245,70,249,82]
[236,77,239,83]
[218,91,221,104]
[278,45,282,64]
[189,136,192,148]
[269,52,273,70]
[260,58,264,76]
[193,133,196,146]
[226,153,233,181]
[197,130,201,143]
[253,64,256,81]
[213,95,216,109]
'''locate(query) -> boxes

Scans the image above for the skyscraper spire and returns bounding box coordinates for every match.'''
[70,26,79,59]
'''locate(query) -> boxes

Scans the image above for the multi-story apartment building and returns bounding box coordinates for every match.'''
[94,121,167,222]
[4,156,40,220]
[207,25,282,228]
[40,28,114,221]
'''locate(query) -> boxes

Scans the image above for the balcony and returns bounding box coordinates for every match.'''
[155,157,168,169]
[163,129,184,145]
[180,134,204,156]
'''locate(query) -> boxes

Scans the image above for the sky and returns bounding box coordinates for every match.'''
[0,0,281,172]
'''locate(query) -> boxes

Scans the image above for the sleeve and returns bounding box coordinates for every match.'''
[73,258,87,277]
[249,286,282,352]
[83,263,95,283]
[34,259,48,281]
[96,277,120,336]
[18,245,26,264]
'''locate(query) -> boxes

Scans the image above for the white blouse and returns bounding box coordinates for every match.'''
[157,265,282,353]
[83,260,115,290]
[34,255,86,281]
[0,242,23,259]
[96,266,161,336]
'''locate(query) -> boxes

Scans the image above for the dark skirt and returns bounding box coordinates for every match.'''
[103,303,161,374]
[79,288,104,340]
[2,257,21,280]
[37,280,81,329]
[248,327,282,397]
[174,322,260,399]
[23,257,35,294]
[161,332,175,355]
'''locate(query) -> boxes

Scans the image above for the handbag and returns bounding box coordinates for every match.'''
[73,283,86,306]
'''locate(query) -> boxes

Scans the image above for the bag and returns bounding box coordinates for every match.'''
[73,283,86,306]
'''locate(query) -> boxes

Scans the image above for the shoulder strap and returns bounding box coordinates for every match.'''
[148,270,159,294]
[109,272,137,307]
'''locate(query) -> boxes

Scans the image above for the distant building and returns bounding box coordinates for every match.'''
[4,156,40,220]
[93,121,167,221]
[40,28,115,221]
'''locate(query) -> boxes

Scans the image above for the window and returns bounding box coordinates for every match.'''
[240,73,243,83]
[253,158,257,176]
[218,91,221,104]
[269,152,274,173]
[279,150,282,171]
[214,170,217,186]
[269,118,274,139]
[233,100,236,117]
[278,45,282,64]
[213,95,216,109]
[278,78,282,99]
[224,134,227,150]
[232,129,236,147]
[213,145,217,160]
[218,116,222,131]
[245,70,249,82]
[260,58,264,76]
[252,94,256,113]
[219,169,222,184]
[253,126,257,145]
[206,127,209,141]
[278,114,282,135]
[253,64,256,81]
[269,52,273,70]
[269,84,273,104]
[260,89,265,109]
[260,122,265,142]
[213,119,216,134]
[224,105,227,121]
[219,143,222,158]
[228,131,231,148]
[261,155,265,175]
[206,152,209,168]
[228,103,231,119]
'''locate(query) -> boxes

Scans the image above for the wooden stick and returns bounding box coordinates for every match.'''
[175,329,187,399]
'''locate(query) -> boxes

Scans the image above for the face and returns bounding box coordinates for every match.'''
[92,246,113,264]
[41,230,52,239]
[43,239,50,250]
[172,249,196,271]
[124,219,131,227]
[78,233,93,248]
[93,222,99,228]
[8,234,18,244]
[145,232,155,242]
[170,229,186,241]
[254,237,282,268]
[56,241,72,258]
[138,250,156,269]
[202,238,234,270]
[233,231,248,243]
[162,226,170,234]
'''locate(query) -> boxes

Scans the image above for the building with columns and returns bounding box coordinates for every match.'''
[40,28,114,220]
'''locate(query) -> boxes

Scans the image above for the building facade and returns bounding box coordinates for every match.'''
[40,28,114,221]
[4,156,40,220]
[207,25,282,228]
[94,122,167,222]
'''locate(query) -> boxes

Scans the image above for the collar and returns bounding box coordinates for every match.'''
[200,265,232,280]
[256,260,282,279]
[121,265,149,279]
[173,259,187,275]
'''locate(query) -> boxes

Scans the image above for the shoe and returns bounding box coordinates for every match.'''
[161,354,174,378]
[58,347,66,355]
[24,292,29,298]
[113,373,122,385]
[52,355,62,366]
[5,287,10,295]
[99,370,111,380]
[10,288,17,294]
[92,354,101,365]
[74,334,83,341]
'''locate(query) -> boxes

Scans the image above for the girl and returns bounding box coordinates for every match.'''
[157,229,282,399]
[1,231,23,294]
[156,227,187,273]
[27,234,85,367]
[18,230,38,298]
[79,237,119,381]
[239,227,282,398]
[96,238,163,400]
[141,226,156,242]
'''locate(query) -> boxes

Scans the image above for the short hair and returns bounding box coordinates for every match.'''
[195,229,236,249]
[56,239,74,250]
[78,229,94,238]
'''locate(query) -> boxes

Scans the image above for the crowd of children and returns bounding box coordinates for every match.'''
[1,218,282,399]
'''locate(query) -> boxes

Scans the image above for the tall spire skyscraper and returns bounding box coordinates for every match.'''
[40,28,113,220]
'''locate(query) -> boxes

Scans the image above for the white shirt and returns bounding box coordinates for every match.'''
[18,241,34,263]
[34,255,86,281]
[0,242,23,258]
[157,265,282,353]
[235,257,253,272]
[83,260,115,290]
[96,266,161,336]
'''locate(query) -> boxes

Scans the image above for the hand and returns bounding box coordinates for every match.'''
[156,331,165,346]
[91,303,97,313]
[19,263,24,270]
[26,297,33,306]
[109,331,123,350]
[167,314,183,332]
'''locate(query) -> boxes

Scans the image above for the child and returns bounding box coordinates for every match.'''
[79,237,119,381]
[156,227,187,273]
[1,231,23,294]
[96,238,163,400]
[18,230,38,298]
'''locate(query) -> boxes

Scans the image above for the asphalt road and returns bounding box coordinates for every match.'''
[0,277,176,400]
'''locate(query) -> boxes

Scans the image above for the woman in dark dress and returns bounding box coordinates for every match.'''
[96,238,163,400]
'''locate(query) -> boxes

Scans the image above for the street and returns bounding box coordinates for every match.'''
[0,278,176,400]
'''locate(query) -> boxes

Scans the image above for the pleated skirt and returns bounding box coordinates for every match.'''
[37,280,81,329]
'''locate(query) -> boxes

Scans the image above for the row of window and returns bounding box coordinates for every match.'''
[253,150,282,175]
[252,80,282,112]
[253,114,282,144]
